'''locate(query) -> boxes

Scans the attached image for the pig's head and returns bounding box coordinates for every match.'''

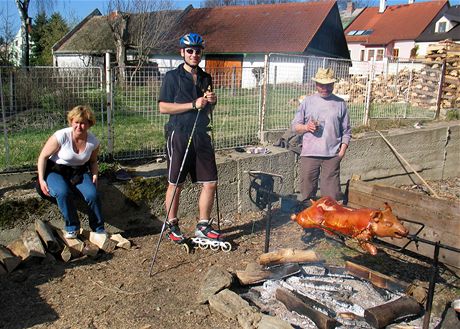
[368,203,409,238]
[290,199,325,227]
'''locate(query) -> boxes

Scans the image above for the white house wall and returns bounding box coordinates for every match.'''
[348,43,364,61]
[54,54,104,67]
[394,40,415,59]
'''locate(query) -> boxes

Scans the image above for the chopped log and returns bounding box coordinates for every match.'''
[276,287,340,329]
[258,248,320,266]
[290,288,337,318]
[110,234,131,250]
[21,230,46,258]
[0,245,21,272]
[345,261,409,292]
[60,245,72,262]
[80,230,116,253]
[35,219,60,253]
[236,263,300,285]
[80,237,99,258]
[7,239,30,260]
[55,229,84,258]
[364,296,423,328]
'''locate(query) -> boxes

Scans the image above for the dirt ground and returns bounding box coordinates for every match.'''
[0,179,459,329]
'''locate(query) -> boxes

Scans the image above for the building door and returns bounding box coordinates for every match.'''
[205,55,243,88]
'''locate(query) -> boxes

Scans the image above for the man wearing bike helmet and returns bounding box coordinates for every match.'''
[158,33,221,245]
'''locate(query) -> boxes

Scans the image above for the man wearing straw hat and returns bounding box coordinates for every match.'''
[291,67,351,201]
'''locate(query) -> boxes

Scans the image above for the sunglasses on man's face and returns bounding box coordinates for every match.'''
[185,48,202,55]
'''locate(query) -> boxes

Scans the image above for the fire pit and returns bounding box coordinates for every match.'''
[241,263,427,329]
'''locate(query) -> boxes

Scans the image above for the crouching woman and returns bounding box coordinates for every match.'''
[37,105,105,239]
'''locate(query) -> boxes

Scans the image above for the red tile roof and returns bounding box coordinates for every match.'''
[181,1,336,53]
[345,0,448,45]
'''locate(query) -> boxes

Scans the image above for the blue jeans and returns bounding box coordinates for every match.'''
[46,172,105,233]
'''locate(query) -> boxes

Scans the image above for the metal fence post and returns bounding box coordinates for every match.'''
[260,54,269,143]
[105,52,114,159]
[435,60,446,119]
[0,68,10,168]
[363,63,373,126]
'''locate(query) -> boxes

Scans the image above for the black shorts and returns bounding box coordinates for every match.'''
[166,129,218,185]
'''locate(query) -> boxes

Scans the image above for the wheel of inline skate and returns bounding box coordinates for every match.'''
[199,240,208,250]
[210,243,220,251]
[221,242,232,252]
[181,243,191,254]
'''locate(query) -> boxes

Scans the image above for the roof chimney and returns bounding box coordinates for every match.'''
[379,0,386,13]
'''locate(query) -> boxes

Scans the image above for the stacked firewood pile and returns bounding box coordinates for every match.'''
[0,219,131,274]
[334,68,439,109]
[424,39,460,109]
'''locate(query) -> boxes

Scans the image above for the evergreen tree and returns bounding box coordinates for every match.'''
[30,12,47,65]
[31,12,68,65]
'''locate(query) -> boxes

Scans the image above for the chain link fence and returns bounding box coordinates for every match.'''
[264,54,441,132]
[0,66,104,172]
[1,55,443,172]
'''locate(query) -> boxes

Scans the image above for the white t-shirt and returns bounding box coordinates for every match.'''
[49,127,100,166]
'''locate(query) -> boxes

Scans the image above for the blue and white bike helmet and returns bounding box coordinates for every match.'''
[180,33,205,48]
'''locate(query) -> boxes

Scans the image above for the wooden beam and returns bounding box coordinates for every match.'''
[347,180,460,271]
[364,296,422,328]
[275,287,340,329]
[345,261,409,292]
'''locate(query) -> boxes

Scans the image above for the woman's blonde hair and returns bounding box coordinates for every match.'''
[67,105,96,126]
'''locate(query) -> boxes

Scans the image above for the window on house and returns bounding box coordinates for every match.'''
[438,22,447,33]
[368,49,375,61]
[360,49,365,61]
[347,30,357,35]
[376,49,384,61]
[393,48,399,58]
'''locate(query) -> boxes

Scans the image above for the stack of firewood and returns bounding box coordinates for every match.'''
[334,69,438,109]
[0,219,130,274]
[424,39,460,109]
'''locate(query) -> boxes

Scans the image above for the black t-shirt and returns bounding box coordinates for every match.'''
[159,63,213,131]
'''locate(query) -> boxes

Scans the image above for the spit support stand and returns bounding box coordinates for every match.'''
[246,170,284,253]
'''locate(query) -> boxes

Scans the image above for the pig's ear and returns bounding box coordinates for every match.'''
[371,211,382,222]
[384,202,392,211]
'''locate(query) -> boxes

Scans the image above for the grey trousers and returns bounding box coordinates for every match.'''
[299,156,342,201]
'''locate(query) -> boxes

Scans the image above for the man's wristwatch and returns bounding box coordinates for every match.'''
[192,100,197,110]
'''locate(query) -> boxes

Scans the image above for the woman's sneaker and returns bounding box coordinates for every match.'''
[64,230,78,239]
[166,220,186,244]
[195,221,221,240]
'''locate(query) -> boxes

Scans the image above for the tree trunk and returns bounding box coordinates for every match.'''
[15,0,30,67]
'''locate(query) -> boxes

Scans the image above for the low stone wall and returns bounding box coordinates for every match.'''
[0,121,458,244]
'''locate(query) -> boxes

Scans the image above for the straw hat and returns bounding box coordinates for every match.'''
[311,67,337,84]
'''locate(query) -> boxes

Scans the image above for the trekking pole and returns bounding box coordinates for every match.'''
[209,108,221,230]
[148,108,202,276]
[203,85,221,230]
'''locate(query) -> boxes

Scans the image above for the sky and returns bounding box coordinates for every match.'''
[1,0,460,36]
[0,0,202,35]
